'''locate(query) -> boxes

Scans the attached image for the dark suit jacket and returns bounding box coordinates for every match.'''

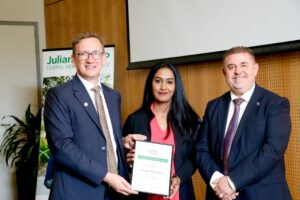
[44,75,128,200]
[123,108,199,200]
[196,84,292,200]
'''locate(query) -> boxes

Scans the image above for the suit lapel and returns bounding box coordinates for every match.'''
[232,85,264,146]
[72,76,102,130]
[218,93,231,156]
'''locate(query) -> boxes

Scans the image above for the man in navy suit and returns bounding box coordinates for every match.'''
[196,46,292,200]
[44,32,137,200]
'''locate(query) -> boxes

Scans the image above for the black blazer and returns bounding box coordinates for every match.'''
[196,84,292,200]
[123,108,199,200]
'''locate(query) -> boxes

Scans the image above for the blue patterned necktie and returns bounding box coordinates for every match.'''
[223,98,244,175]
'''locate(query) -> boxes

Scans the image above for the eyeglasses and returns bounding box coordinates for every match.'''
[76,50,104,60]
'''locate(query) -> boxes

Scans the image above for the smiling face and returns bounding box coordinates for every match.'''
[72,37,106,85]
[222,52,258,96]
[152,67,176,105]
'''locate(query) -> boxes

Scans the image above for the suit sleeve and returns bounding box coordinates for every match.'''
[196,102,223,184]
[229,97,291,190]
[44,88,107,185]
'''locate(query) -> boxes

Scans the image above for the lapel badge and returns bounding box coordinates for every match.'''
[84,102,88,107]
[256,102,260,107]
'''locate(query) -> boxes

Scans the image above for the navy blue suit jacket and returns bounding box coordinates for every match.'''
[123,108,199,200]
[44,75,128,200]
[196,85,292,200]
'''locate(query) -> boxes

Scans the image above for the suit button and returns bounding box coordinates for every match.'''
[101,146,106,151]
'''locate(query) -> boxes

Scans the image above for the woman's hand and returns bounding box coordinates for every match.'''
[122,134,147,150]
[126,149,136,167]
[167,176,181,199]
[123,134,147,167]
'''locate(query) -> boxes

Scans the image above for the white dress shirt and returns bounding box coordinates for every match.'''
[78,75,118,164]
[210,84,256,190]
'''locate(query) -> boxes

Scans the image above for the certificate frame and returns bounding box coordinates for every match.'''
[131,141,173,196]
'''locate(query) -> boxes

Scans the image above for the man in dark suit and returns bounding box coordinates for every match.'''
[196,46,292,200]
[44,32,137,200]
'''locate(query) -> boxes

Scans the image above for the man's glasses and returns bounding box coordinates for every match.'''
[76,50,104,60]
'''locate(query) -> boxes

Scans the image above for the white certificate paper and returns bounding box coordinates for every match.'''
[131,141,173,196]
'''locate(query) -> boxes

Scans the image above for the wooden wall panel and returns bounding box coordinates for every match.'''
[126,69,149,113]
[44,0,300,199]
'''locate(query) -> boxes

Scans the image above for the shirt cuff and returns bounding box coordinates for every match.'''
[210,171,224,189]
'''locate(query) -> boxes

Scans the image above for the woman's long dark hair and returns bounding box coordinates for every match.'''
[141,62,200,142]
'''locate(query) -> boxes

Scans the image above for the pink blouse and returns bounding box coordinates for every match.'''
[147,104,180,200]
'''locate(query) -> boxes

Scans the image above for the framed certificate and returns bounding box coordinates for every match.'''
[131,141,173,196]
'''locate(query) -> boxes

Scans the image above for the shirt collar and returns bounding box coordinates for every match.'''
[77,74,103,92]
[230,84,255,103]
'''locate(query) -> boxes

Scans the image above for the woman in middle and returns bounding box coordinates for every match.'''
[123,62,201,200]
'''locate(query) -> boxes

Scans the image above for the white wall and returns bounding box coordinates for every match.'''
[0,1,45,199]
[0,0,46,53]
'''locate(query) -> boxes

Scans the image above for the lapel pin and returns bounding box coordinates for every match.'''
[256,102,260,106]
[84,102,88,107]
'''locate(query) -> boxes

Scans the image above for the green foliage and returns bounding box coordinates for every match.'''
[0,104,41,171]
[42,76,73,104]
[39,136,50,163]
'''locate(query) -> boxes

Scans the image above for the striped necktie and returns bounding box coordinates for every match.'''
[223,98,244,175]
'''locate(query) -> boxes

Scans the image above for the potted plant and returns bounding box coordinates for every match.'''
[0,104,41,200]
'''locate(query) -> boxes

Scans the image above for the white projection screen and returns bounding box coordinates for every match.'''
[126,0,300,69]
